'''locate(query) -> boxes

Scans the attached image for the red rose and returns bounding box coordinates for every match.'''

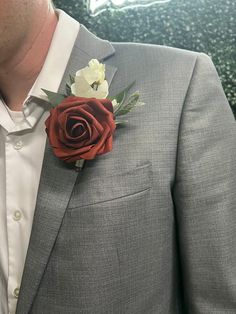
[45,96,116,162]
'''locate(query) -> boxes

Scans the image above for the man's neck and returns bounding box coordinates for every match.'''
[0,5,58,111]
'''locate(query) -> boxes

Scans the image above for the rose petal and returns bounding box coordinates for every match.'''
[45,96,116,162]
[80,124,111,160]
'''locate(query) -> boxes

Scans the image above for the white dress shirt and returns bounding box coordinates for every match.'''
[0,10,80,314]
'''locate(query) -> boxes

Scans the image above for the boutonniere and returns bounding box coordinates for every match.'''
[43,59,144,171]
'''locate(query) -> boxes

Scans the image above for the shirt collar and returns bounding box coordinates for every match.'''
[0,9,80,133]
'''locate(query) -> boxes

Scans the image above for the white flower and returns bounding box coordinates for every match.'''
[112,99,119,110]
[71,59,108,99]
[81,59,106,84]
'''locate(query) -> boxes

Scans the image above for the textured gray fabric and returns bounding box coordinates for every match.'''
[16,24,236,314]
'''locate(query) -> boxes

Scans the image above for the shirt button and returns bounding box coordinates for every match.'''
[13,287,20,299]
[14,141,23,150]
[13,210,22,221]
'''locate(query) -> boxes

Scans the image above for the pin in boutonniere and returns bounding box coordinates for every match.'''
[43,59,144,171]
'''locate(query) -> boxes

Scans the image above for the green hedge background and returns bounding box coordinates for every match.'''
[54,0,236,116]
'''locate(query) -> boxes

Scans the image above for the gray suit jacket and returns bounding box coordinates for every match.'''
[16,24,236,314]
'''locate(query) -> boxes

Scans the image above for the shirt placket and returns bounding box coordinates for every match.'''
[5,131,25,314]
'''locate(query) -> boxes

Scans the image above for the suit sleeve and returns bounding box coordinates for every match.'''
[173,53,236,313]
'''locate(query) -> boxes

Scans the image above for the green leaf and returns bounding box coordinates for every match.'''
[110,81,135,105]
[65,75,75,96]
[115,92,140,117]
[66,83,72,96]
[113,82,137,116]
[135,101,146,107]
[69,74,75,85]
[115,119,129,125]
[42,89,66,107]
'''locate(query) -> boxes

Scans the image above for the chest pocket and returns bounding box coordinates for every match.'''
[68,162,153,209]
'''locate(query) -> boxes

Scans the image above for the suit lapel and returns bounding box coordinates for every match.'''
[59,24,117,89]
[16,25,117,314]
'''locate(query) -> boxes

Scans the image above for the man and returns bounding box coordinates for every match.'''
[0,0,235,313]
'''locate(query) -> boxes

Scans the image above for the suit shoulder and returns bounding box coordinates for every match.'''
[111,41,203,68]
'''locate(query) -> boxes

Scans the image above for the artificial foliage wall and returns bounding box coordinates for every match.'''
[54,0,236,116]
